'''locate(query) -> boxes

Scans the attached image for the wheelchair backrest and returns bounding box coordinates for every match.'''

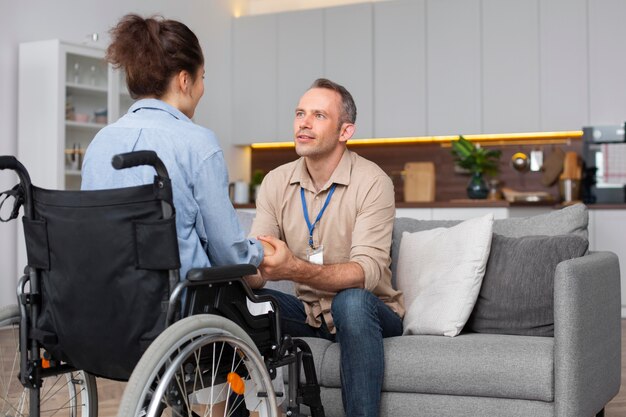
[24,178,180,380]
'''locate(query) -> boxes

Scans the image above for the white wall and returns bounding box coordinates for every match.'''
[2,0,626,308]
[0,0,234,307]
[0,1,19,309]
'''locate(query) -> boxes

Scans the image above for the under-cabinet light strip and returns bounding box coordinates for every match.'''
[249,130,583,149]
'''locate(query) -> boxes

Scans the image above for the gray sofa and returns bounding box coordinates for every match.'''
[243,204,621,417]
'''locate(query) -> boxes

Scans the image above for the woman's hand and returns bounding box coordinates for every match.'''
[257,235,299,281]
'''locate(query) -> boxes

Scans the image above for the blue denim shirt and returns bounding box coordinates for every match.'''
[81,98,263,278]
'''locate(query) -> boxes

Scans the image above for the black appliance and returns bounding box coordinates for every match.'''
[582,125,626,204]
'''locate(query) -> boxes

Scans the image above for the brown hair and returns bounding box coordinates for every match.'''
[310,78,357,125]
[106,14,204,99]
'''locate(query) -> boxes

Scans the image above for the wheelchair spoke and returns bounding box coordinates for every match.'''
[118,316,279,417]
[209,341,228,416]
[39,374,89,416]
[0,306,97,417]
[156,341,256,417]
[41,375,74,404]
[1,391,25,417]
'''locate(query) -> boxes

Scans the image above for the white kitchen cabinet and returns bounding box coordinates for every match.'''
[232,14,278,144]
[324,3,373,138]
[588,209,626,317]
[482,0,540,133]
[373,0,427,138]
[588,0,626,125]
[426,0,482,136]
[230,1,626,143]
[18,39,130,191]
[539,0,588,131]
[277,9,324,142]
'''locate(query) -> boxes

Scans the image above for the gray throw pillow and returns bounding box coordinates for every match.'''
[465,233,588,336]
[391,203,588,287]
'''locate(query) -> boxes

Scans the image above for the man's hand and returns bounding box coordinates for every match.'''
[260,239,275,256]
[244,239,278,289]
[257,235,301,281]
[258,235,365,292]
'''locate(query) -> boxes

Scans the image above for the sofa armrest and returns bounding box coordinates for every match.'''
[554,251,621,417]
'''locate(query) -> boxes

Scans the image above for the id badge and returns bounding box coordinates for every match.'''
[307,244,324,265]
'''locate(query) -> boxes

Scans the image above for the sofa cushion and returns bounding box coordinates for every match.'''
[396,214,493,336]
[303,333,554,402]
[391,203,588,287]
[492,203,588,239]
[466,233,588,336]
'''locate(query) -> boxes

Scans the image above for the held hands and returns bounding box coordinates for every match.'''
[257,235,299,281]
[244,239,278,289]
[260,239,276,256]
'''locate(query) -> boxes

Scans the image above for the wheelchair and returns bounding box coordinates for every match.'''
[0,151,325,417]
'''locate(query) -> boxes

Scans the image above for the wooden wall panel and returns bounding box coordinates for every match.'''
[251,140,582,202]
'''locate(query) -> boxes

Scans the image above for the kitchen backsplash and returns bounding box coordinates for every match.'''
[250,140,583,202]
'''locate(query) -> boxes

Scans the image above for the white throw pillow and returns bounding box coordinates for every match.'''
[397,213,494,337]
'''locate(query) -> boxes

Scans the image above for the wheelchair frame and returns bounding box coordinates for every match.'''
[0,152,325,417]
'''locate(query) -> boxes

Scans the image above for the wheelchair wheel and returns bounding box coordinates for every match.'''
[0,304,98,417]
[118,314,279,417]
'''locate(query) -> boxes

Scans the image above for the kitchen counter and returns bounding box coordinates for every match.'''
[235,201,626,210]
[586,204,626,209]
[395,200,555,208]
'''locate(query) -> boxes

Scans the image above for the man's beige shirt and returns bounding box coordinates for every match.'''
[251,149,405,333]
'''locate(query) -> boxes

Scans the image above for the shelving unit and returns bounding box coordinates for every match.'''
[16,39,134,275]
[18,39,133,190]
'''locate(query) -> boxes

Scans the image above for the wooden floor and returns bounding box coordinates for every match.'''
[2,321,626,416]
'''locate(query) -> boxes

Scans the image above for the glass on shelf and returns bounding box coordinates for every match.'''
[90,65,96,86]
[88,65,105,87]
[67,54,108,88]
[71,62,81,84]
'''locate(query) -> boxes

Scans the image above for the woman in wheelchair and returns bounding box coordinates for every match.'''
[0,13,324,417]
[81,13,264,279]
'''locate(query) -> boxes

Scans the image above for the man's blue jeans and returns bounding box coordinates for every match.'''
[255,287,403,417]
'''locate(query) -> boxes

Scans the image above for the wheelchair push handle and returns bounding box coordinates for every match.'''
[0,156,22,171]
[0,156,32,187]
[112,151,170,179]
[0,155,33,219]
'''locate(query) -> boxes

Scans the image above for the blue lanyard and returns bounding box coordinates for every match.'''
[301,184,337,249]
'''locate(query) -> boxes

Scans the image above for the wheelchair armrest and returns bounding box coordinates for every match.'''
[186,264,257,282]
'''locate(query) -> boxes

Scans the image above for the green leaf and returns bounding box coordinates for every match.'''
[450,135,501,176]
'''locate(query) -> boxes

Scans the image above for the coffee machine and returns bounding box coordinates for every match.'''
[582,125,626,204]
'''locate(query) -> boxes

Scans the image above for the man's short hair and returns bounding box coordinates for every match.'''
[310,78,357,125]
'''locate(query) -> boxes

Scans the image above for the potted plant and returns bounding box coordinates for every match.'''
[451,135,502,199]
[250,169,266,203]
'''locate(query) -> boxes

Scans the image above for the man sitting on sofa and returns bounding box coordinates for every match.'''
[247,78,405,417]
